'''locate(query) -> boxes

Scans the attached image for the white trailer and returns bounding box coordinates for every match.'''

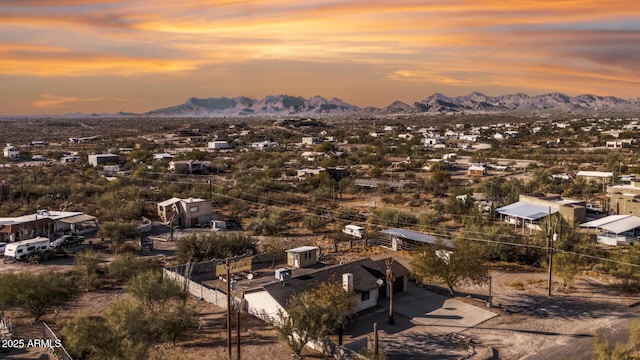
[4,237,50,261]
[343,224,366,238]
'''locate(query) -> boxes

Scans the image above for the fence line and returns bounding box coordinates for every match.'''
[163,267,242,309]
[42,322,73,360]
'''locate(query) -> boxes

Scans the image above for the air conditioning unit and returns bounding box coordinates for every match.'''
[275,267,292,281]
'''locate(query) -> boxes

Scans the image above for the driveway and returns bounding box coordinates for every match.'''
[343,282,498,359]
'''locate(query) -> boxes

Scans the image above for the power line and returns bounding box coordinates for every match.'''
[98,170,640,269]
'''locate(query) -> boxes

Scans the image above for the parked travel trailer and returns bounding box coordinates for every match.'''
[343,224,366,238]
[4,237,50,261]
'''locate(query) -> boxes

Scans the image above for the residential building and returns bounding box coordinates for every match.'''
[207,141,230,149]
[251,141,279,150]
[576,171,614,185]
[244,257,409,318]
[168,160,211,174]
[468,163,487,176]
[3,144,19,159]
[88,154,119,167]
[495,194,586,231]
[608,181,640,215]
[0,210,98,242]
[157,197,212,228]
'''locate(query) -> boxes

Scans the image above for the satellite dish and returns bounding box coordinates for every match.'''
[376,279,384,286]
[247,273,254,280]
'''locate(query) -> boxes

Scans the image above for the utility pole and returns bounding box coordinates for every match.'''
[226,258,232,359]
[236,310,241,360]
[548,230,557,297]
[487,274,492,307]
[386,258,395,325]
[374,322,379,355]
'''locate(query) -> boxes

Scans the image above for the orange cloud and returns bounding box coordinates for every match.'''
[32,94,105,108]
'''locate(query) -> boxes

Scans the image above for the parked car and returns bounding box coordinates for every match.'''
[50,234,84,249]
[0,242,7,256]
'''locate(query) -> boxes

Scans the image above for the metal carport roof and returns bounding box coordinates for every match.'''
[380,228,454,248]
[495,202,558,221]
[580,215,640,234]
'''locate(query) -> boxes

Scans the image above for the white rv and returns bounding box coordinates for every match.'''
[343,224,366,238]
[4,237,50,261]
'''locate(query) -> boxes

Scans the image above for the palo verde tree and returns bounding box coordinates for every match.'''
[411,239,490,296]
[274,278,357,357]
[62,270,195,359]
[175,232,258,263]
[0,272,76,321]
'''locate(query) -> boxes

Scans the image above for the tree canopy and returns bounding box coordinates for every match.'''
[411,239,490,296]
[274,278,357,356]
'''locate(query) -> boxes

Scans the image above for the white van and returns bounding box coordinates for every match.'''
[4,237,50,261]
[343,224,366,238]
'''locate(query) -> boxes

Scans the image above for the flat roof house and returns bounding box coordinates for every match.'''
[157,197,212,228]
[88,154,120,167]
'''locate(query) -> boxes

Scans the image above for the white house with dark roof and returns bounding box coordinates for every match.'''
[244,257,409,319]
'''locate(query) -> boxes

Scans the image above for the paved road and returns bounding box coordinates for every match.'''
[343,282,497,359]
[522,316,633,360]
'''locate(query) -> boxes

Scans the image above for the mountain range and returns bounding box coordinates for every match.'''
[55,92,640,118]
[142,92,640,117]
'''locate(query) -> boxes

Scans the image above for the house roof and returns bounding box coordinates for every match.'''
[380,228,454,248]
[580,215,640,234]
[354,178,407,189]
[253,258,409,308]
[157,197,181,207]
[576,171,614,178]
[495,202,558,221]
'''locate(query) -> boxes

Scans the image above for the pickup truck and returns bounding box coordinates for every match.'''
[586,203,604,214]
[50,235,84,249]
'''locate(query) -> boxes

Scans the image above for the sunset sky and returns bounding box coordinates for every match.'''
[1,0,640,115]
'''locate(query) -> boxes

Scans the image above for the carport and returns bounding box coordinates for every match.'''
[495,202,558,233]
[580,214,640,246]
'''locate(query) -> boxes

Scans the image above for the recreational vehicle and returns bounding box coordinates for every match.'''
[343,224,366,238]
[4,237,50,261]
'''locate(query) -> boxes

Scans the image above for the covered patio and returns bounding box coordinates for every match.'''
[580,215,640,246]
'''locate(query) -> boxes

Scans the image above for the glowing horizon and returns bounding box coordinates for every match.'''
[1,0,639,114]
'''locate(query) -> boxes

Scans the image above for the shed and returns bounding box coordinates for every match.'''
[286,246,319,268]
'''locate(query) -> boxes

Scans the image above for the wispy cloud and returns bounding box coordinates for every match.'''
[2,0,640,113]
[32,93,134,108]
